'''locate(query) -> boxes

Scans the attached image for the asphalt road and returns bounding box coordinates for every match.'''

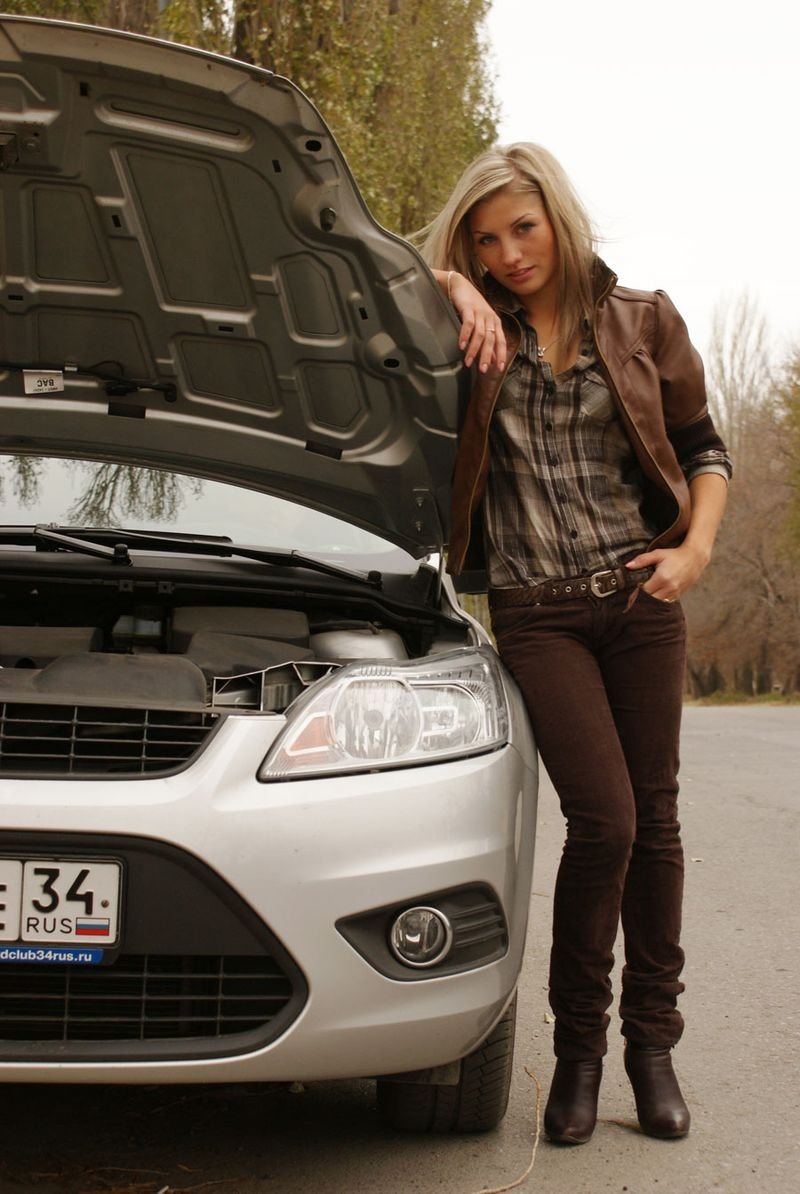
[0,706,797,1194]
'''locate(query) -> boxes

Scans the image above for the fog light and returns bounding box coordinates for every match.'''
[389,906,453,968]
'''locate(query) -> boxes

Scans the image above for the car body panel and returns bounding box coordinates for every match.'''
[0,713,537,1083]
[0,15,466,556]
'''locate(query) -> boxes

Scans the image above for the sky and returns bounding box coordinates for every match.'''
[484,0,799,360]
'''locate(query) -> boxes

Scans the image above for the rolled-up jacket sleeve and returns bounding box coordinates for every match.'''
[681,448,733,483]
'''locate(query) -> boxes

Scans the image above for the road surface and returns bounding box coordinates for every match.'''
[0,706,797,1194]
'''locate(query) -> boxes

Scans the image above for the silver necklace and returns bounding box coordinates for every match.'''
[536,336,558,361]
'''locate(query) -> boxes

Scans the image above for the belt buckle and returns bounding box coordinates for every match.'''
[589,569,618,598]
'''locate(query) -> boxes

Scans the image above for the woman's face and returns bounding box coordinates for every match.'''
[468,187,559,311]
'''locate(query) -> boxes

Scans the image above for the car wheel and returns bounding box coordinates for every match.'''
[376,993,517,1133]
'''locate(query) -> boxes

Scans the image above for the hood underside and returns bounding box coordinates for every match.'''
[0,16,467,556]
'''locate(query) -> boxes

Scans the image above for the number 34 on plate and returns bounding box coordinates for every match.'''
[0,858,122,946]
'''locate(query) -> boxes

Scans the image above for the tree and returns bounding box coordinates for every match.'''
[782,347,800,554]
[706,293,771,462]
[1,1,157,33]
[684,299,800,695]
[65,462,202,525]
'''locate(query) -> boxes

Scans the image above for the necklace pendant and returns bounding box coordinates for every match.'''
[537,346,545,361]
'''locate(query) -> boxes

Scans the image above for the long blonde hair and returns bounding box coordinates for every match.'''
[419,142,598,351]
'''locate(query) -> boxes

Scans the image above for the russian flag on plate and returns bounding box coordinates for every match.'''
[75,917,111,936]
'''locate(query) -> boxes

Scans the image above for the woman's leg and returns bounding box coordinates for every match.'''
[492,600,638,1061]
[597,593,688,1048]
[493,593,688,1056]
[493,592,689,1140]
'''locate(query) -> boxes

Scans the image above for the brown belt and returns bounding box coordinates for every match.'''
[489,565,654,609]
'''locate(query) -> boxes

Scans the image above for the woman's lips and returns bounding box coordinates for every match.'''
[507,266,534,282]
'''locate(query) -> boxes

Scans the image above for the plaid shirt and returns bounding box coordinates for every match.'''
[484,322,728,588]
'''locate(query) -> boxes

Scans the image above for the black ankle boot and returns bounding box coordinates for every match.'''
[544,1058,603,1144]
[624,1044,690,1138]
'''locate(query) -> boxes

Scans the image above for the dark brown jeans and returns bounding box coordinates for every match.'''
[491,588,687,1060]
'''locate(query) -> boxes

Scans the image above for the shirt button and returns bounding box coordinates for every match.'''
[545,422,553,432]
[557,492,567,502]
[570,529,579,539]
[547,454,559,465]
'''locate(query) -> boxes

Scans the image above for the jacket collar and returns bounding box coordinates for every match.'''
[591,257,618,304]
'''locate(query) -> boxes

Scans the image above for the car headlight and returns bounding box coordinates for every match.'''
[258,647,509,780]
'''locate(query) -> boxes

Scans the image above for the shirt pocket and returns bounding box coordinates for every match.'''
[493,356,526,413]
[579,371,615,423]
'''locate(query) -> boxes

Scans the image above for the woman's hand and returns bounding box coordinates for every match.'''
[436,270,507,373]
[625,543,709,603]
[625,474,729,602]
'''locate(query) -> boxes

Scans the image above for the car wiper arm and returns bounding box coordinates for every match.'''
[31,525,132,565]
[5,525,381,587]
[123,531,382,588]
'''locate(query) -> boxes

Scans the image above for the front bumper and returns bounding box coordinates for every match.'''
[0,714,537,1084]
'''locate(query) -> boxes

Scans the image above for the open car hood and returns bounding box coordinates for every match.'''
[0,16,467,557]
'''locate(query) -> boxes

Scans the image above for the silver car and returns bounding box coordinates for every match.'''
[0,15,537,1132]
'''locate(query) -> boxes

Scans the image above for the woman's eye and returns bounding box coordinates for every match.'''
[517,222,535,234]
[477,235,495,246]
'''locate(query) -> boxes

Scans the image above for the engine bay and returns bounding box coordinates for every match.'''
[0,566,470,714]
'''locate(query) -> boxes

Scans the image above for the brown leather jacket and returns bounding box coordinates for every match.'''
[447,260,730,576]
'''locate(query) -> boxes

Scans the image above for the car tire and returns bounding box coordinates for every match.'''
[376,993,517,1133]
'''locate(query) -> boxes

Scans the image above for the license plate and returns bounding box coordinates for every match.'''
[0,858,122,946]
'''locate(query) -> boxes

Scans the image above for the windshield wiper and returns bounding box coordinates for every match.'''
[30,525,132,565]
[1,525,381,588]
[118,528,382,587]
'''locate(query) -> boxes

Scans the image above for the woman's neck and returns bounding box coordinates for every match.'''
[523,299,560,342]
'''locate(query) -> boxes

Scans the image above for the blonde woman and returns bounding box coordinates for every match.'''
[421,143,731,1144]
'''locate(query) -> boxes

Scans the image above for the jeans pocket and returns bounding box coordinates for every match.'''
[638,587,681,612]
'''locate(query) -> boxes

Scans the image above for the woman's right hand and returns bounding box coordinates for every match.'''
[437,270,507,373]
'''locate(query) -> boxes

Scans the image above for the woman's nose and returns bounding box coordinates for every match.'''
[500,239,521,265]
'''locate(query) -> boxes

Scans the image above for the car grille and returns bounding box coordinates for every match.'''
[0,703,219,775]
[0,954,293,1042]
